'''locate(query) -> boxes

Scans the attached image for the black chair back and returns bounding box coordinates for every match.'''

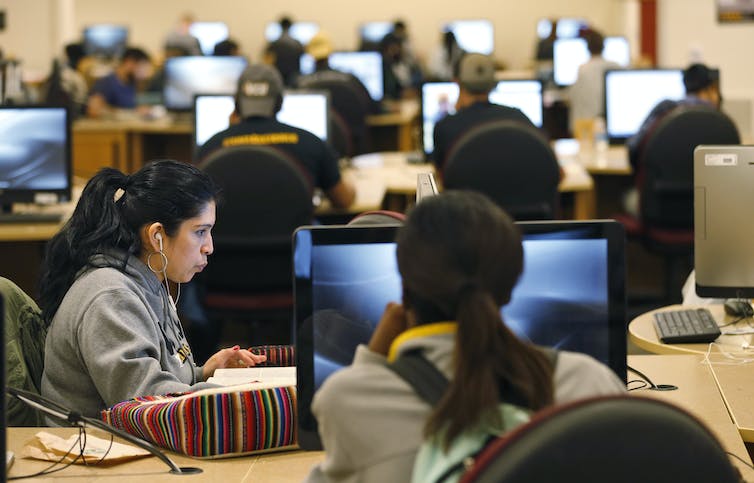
[462,396,741,483]
[640,106,740,229]
[443,120,560,220]
[199,145,314,293]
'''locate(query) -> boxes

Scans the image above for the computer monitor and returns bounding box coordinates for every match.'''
[554,36,631,87]
[299,53,316,76]
[694,145,754,298]
[328,51,384,101]
[193,94,235,148]
[294,220,627,449]
[489,79,544,128]
[556,17,588,38]
[82,24,128,58]
[604,68,685,143]
[359,21,393,44]
[420,80,542,156]
[0,106,71,212]
[193,90,330,149]
[537,18,554,39]
[443,19,495,55]
[420,81,460,156]
[265,21,319,45]
[189,21,229,56]
[163,56,248,111]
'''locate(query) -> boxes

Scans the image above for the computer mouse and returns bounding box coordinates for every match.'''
[723,300,754,317]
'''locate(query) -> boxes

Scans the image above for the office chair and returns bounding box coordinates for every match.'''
[614,106,740,303]
[298,76,372,155]
[460,395,741,483]
[196,145,314,351]
[443,120,560,220]
[328,108,354,158]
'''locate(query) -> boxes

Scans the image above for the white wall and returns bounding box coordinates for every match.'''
[1,0,630,75]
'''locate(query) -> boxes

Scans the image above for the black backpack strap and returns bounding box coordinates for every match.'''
[388,349,449,406]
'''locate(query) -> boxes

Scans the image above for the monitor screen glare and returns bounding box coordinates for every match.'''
[194,95,235,147]
[164,56,248,110]
[360,21,394,43]
[189,22,229,55]
[328,51,384,101]
[265,22,320,45]
[604,69,685,141]
[277,92,329,141]
[489,80,543,127]
[444,20,494,55]
[83,25,128,57]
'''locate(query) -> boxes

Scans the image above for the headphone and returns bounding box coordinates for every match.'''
[155,232,163,252]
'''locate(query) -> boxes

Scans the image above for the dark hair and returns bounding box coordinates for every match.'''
[39,160,220,323]
[65,42,86,70]
[280,16,293,31]
[584,29,605,55]
[396,191,554,447]
[121,47,150,63]
[213,39,239,56]
[683,63,719,94]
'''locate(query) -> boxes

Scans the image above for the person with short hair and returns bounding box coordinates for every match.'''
[86,47,153,117]
[306,191,625,482]
[431,53,535,174]
[198,64,355,209]
[40,160,266,420]
[164,12,202,56]
[213,38,240,56]
[265,15,304,86]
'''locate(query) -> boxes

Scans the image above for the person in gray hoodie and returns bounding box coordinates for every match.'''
[39,160,265,419]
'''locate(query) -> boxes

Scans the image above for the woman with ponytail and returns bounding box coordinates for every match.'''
[306,191,624,482]
[40,160,265,420]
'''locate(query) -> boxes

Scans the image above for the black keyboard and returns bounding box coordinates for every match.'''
[653,308,721,344]
[0,212,63,224]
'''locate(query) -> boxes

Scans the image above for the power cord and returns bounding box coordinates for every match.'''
[8,427,86,480]
[626,365,678,391]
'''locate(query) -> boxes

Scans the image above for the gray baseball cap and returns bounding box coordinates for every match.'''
[236,64,284,118]
[457,53,497,94]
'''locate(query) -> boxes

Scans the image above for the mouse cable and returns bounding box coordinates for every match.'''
[718,315,746,328]
[626,365,678,391]
[726,451,754,470]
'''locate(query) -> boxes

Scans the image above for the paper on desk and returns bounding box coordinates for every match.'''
[22,431,151,465]
[207,366,296,387]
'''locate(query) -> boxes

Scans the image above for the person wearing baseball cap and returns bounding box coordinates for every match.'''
[197,63,355,209]
[432,53,536,174]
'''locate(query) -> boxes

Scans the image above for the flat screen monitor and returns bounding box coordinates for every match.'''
[189,21,229,56]
[420,81,460,156]
[443,19,494,55]
[554,36,631,87]
[265,21,319,45]
[193,91,330,149]
[299,53,316,76]
[537,18,554,39]
[694,145,754,297]
[556,17,588,38]
[604,68,685,143]
[359,21,393,44]
[489,79,544,128]
[294,220,627,449]
[82,24,128,58]
[163,56,247,111]
[328,51,384,101]
[421,80,542,156]
[0,106,71,210]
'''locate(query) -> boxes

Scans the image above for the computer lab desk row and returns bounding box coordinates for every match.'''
[7,353,754,482]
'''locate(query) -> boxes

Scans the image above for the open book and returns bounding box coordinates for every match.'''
[207,366,296,388]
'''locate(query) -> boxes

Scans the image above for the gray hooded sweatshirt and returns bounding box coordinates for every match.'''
[41,249,215,419]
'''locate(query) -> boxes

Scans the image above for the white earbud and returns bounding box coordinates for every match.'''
[155,232,163,252]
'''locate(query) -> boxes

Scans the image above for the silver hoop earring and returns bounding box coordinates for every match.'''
[147,251,169,274]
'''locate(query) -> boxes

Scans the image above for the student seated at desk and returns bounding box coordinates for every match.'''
[198,63,356,209]
[307,191,625,482]
[86,47,153,118]
[39,160,266,420]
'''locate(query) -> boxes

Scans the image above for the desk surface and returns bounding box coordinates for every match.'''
[6,427,324,482]
[628,354,754,479]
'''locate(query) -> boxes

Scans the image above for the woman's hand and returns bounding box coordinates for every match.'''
[202,345,267,380]
[368,302,410,356]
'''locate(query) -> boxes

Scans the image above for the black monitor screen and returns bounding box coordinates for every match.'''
[83,24,128,57]
[189,22,229,56]
[294,220,626,449]
[0,106,71,207]
[164,56,247,111]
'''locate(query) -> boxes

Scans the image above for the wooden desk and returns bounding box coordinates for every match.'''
[366,100,419,152]
[628,355,754,479]
[7,427,323,482]
[552,139,631,176]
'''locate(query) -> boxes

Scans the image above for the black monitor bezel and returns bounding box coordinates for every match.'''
[0,105,72,207]
[294,220,627,450]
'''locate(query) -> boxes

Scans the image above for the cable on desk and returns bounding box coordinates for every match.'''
[626,365,678,391]
[726,451,754,471]
[718,315,746,328]
[8,426,86,480]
